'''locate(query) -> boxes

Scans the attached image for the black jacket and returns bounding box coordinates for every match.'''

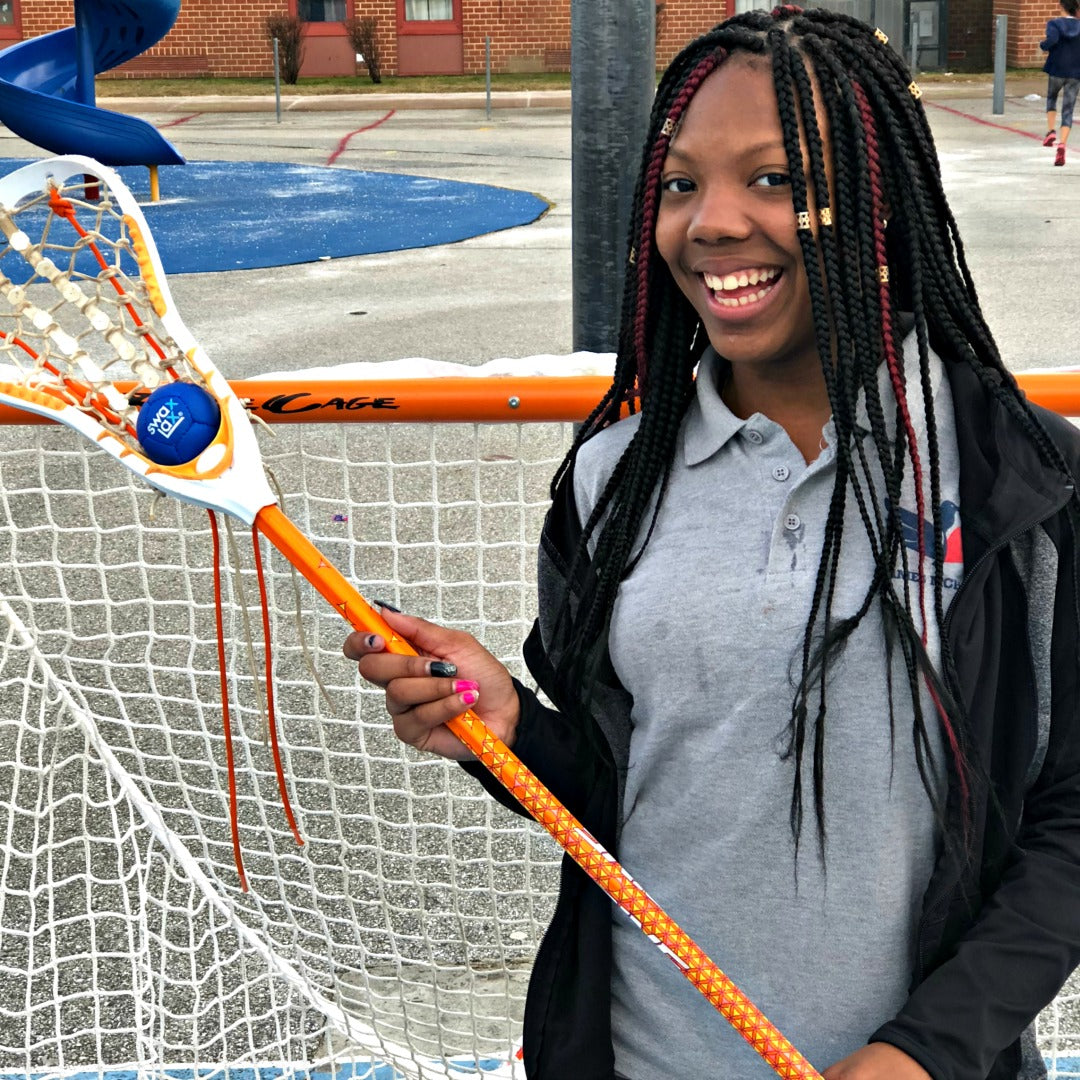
[466,358,1080,1080]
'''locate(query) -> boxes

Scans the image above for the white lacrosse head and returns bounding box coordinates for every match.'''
[0,154,276,524]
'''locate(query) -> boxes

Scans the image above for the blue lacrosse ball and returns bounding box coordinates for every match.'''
[136,382,222,466]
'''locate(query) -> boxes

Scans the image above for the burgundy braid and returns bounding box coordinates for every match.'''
[633,49,725,392]
[851,81,926,627]
[853,79,971,822]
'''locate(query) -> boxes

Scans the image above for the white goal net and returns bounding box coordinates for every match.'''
[0,364,1076,1080]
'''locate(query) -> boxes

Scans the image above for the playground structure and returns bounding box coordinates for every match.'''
[0,0,183,197]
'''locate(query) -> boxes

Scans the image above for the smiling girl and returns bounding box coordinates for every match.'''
[345,9,1080,1079]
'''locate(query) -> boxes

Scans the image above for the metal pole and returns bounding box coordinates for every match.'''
[571,0,656,356]
[909,13,918,73]
[73,0,96,107]
[273,38,282,124]
[992,14,1007,115]
[485,36,492,120]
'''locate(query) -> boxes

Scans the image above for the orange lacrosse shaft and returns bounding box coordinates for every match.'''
[253,501,822,1080]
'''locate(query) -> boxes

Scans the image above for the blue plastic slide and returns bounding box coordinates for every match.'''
[0,0,184,166]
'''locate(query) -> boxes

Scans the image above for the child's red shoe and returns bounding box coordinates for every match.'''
[1044,130,1057,147]
[1056,145,1066,166]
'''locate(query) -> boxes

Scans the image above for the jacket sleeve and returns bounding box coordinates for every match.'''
[1042,20,1058,50]
[871,756,1080,1077]
[870,531,1080,1079]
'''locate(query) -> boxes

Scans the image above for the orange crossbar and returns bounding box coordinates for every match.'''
[0,377,614,426]
[0,371,1078,426]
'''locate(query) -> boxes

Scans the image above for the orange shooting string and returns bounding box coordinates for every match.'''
[8,334,136,436]
[46,189,176,373]
[251,523,303,847]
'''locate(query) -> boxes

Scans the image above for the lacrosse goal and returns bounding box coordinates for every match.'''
[0,362,1077,1080]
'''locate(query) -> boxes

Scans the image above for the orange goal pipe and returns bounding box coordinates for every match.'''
[0,372,1077,425]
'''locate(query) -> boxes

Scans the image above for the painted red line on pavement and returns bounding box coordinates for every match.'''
[924,99,1041,141]
[158,112,203,128]
[326,109,396,165]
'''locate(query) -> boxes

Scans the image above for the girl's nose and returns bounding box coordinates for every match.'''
[687,188,753,244]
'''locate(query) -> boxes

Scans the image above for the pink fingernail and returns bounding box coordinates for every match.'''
[459,690,479,706]
[453,679,479,694]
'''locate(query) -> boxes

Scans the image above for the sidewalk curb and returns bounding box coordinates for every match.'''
[98,89,572,114]
[95,76,1044,114]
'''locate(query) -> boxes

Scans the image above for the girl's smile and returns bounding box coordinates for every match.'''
[700,264,783,318]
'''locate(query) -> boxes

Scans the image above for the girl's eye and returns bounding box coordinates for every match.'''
[661,177,696,194]
[752,172,791,188]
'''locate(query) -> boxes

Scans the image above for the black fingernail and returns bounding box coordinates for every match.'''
[429,660,458,678]
[365,634,380,648]
[374,599,401,613]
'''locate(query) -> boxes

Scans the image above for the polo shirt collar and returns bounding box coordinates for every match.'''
[682,324,942,468]
[683,349,749,466]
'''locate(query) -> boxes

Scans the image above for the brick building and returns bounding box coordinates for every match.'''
[0,0,1067,79]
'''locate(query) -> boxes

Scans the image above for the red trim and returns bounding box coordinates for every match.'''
[288,0,353,32]
[303,22,347,37]
[0,0,20,39]
[396,0,460,36]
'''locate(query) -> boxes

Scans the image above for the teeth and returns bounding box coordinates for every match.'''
[715,286,773,308]
[703,267,778,292]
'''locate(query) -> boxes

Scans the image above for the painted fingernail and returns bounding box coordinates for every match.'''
[373,599,401,613]
[429,660,458,678]
[459,690,479,706]
[365,634,383,648]
[453,679,479,694]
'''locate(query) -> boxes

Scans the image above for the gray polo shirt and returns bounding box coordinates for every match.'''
[574,341,962,1077]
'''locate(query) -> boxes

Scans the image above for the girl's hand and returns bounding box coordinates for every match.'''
[822,1043,932,1079]
[343,608,521,761]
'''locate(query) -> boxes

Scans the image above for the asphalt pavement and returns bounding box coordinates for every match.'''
[0,74,1072,377]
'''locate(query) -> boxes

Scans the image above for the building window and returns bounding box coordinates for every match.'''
[0,0,19,38]
[404,0,453,20]
[298,0,346,21]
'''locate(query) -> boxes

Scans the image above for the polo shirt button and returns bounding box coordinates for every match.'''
[746,429,763,444]
[772,465,790,482]
[784,514,802,531]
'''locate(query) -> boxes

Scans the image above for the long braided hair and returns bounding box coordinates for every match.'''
[549,7,1080,857]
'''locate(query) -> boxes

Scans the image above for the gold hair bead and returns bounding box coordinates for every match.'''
[629,247,637,266]
[796,210,813,230]
[661,117,677,137]
[877,265,890,283]
[818,207,833,227]
[874,27,889,44]
[908,81,922,100]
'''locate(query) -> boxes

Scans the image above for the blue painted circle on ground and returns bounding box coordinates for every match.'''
[0,158,549,275]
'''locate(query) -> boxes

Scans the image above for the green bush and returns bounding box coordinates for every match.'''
[265,14,305,85]
[345,16,382,85]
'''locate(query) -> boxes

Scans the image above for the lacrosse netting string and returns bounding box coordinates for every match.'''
[0,155,822,1080]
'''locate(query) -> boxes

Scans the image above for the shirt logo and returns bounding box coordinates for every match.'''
[895,498,962,565]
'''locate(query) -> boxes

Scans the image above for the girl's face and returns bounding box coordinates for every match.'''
[655,55,821,383]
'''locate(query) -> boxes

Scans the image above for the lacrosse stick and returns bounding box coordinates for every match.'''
[0,155,822,1080]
